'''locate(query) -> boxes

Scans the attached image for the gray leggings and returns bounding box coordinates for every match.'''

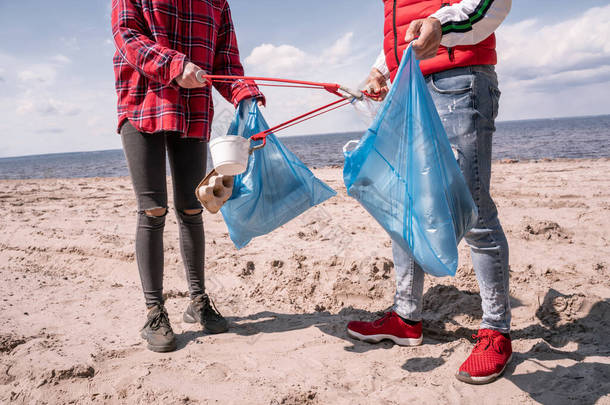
[120,120,207,307]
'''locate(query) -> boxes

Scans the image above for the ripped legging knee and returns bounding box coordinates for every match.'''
[121,120,208,307]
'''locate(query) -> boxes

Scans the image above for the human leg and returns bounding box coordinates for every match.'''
[121,120,176,352]
[166,134,207,299]
[426,65,510,334]
[166,135,228,333]
[121,120,169,307]
[426,66,511,383]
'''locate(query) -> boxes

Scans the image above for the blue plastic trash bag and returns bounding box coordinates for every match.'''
[221,99,337,249]
[343,47,478,277]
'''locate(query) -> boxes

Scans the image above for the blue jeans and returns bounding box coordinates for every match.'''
[393,65,511,333]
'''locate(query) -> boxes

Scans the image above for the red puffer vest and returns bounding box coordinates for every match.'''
[383,0,497,80]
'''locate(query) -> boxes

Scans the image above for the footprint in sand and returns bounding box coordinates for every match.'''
[199,362,230,382]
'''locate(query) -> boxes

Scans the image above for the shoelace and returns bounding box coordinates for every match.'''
[472,332,503,354]
[372,312,394,327]
[194,294,224,320]
[145,306,172,333]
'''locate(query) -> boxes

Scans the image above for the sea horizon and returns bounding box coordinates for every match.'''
[2,113,609,161]
[1,113,609,180]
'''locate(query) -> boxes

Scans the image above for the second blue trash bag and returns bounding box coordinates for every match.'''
[221,99,336,249]
[343,47,478,277]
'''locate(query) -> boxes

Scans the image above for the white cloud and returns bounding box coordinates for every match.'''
[35,128,64,134]
[241,32,378,137]
[13,55,83,117]
[244,44,307,77]
[495,5,610,119]
[245,32,361,80]
[515,66,610,92]
[51,54,71,64]
[9,55,80,123]
[16,91,81,116]
[17,64,58,86]
[0,50,118,157]
[60,36,80,51]
[321,32,354,65]
[497,5,610,87]
[0,52,18,71]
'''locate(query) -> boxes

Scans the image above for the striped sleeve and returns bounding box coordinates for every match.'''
[430,0,512,48]
[372,50,391,80]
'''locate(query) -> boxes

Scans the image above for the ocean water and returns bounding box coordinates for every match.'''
[1,114,609,180]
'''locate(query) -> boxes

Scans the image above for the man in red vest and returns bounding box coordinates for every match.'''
[347,0,513,384]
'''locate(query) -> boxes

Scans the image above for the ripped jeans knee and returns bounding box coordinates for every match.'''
[176,208,203,225]
[143,207,168,218]
[138,207,168,230]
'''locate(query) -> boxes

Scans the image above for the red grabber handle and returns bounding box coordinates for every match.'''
[194,72,371,150]
[249,97,349,150]
[195,72,344,97]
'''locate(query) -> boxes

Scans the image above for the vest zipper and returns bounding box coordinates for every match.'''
[393,0,400,68]
[441,2,454,62]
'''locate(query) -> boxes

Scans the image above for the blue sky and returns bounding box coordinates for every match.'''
[1,0,609,157]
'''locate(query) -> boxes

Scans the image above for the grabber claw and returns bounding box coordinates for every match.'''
[338,85,365,101]
[249,130,269,152]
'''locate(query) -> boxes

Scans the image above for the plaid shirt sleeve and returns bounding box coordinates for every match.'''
[111,0,186,87]
[212,1,265,107]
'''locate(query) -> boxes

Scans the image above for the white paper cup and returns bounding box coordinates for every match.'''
[209,135,250,176]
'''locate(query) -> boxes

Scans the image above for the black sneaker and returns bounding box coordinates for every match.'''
[183,294,229,334]
[140,304,177,352]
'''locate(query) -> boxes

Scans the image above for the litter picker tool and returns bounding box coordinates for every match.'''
[196,71,370,150]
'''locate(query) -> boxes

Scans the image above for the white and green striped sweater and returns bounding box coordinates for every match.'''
[374,0,512,79]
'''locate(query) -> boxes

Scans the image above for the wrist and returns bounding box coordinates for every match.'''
[370,68,384,79]
[172,55,188,77]
[427,16,442,32]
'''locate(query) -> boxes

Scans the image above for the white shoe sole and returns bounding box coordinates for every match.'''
[456,353,513,384]
[347,328,423,346]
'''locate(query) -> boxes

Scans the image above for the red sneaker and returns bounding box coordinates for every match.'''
[456,329,513,384]
[347,311,423,346]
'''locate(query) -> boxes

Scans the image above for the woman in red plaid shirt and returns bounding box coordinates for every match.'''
[111,0,264,352]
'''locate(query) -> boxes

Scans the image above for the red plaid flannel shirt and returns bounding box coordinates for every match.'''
[111,0,264,139]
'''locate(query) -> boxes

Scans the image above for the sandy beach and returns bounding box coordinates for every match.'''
[1,159,609,404]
